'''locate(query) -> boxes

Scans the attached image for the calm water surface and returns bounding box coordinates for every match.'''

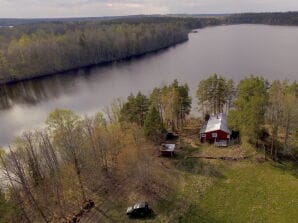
[1,24,298,146]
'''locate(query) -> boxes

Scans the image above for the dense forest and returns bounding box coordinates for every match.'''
[0,22,189,83]
[224,12,298,26]
[0,16,223,84]
[0,77,297,222]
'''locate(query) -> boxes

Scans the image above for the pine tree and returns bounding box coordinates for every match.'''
[120,92,150,126]
[143,106,164,141]
[228,76,268,144]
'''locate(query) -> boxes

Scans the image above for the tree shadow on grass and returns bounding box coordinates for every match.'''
[174,157,225,179]
[270,161,298,178]
[172,143,225,178]
[175,203,222,223]
[156,197,222,223]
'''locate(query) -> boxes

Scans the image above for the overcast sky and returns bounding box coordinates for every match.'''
[0,0,298,18]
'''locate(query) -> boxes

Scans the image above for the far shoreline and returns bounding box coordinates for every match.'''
[1,20,298,86]
[0,37,190,86]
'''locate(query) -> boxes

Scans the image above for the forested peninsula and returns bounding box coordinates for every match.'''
[0,16,222,84]
[0,12,298,84]
[0,23,189,84]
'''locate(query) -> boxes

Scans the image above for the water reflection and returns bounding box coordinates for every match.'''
[0,70,88,110]
[1,24,298,146]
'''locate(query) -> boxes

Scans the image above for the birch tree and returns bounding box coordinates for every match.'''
[197,74,234,116]
[46,109,87,202]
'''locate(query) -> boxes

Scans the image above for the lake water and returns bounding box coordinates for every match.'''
[0,24,298,146]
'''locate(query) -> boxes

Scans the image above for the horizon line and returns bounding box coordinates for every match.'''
[0,11,297,20]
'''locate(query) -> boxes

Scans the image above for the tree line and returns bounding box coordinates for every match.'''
[0,16,223,84]
[2,12,298,28]
[120,79,192,139]
[224,12,298,26]
[0,22,189,83]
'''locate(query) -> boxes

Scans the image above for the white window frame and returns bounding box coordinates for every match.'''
[212,133,218,138]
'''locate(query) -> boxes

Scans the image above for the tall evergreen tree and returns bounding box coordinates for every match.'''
[143,106,164,141]
[120,92,150,126]
[228,76,268,144]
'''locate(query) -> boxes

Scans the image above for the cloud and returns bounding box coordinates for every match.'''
[0,0,298,18]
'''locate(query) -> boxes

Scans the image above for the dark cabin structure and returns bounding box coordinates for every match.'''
[200,113,231,146]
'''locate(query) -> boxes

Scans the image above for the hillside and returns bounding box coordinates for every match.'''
[77,121,298,223]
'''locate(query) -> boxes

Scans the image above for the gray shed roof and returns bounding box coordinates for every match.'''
[200,113,231,134]
[160,144,175,152]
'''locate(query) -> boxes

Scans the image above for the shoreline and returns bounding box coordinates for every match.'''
[0,37,190,86]
[2,21,296,86]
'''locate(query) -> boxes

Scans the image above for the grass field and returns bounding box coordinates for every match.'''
[178,160,298,223]
[145,139,298,223]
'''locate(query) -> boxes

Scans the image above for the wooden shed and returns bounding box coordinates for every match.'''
[159,143,175,157]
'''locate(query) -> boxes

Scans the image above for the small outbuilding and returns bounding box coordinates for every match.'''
[159,143,175,157]
[200,113,231,146]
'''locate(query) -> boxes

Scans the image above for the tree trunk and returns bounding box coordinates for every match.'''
[8,146,49,223]
[74,155,87,202]
[0,154,32,223]
[284,115,290,152]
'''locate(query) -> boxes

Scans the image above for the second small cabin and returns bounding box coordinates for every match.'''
[159,143,175,157]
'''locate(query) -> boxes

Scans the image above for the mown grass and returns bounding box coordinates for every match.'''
[178,161,298,223]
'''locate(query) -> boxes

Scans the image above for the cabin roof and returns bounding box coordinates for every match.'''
[200,113,231,134]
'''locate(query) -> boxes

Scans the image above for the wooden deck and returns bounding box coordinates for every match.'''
[214,140,228,147]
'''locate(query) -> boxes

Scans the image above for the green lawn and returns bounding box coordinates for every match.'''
[179,161,298,223]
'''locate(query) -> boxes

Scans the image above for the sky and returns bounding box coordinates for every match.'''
[0,0,298,18]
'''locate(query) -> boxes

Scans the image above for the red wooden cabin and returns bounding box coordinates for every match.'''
[200,113,231,145]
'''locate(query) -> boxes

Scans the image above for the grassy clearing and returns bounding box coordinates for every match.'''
[199,163,298,222]
[151,138,298,223]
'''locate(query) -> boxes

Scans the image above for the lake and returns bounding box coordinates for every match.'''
[0,24,298,146]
